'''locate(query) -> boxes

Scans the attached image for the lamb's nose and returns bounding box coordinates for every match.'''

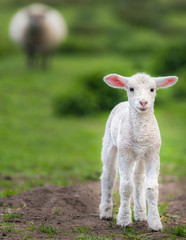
[140,101,148,107]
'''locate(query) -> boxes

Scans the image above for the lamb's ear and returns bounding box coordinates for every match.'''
[103,74,128,89]
[155,76,178,89]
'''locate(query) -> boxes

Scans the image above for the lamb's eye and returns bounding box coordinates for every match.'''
[150,88,154,92]
[129,88,134,92]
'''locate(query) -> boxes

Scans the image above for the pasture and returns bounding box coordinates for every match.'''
[0,0,185,239]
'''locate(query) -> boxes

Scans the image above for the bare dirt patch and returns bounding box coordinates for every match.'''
[0,180,185,239]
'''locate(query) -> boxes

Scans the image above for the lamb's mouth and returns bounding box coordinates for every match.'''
[137,107,147,112]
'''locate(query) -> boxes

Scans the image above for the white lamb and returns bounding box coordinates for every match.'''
[100,73,178,231]
[9,3,67,68]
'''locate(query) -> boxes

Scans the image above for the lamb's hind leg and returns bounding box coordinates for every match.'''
[100,145,117,220]
[146,155,162,231]
[133,160,147,222]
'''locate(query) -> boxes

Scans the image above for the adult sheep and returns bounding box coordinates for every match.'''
[100,73,178,231]
[9,3,67,69]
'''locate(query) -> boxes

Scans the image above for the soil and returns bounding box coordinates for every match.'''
[0,180,185,240]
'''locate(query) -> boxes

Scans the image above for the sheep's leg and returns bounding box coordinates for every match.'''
[100,145,117,220]
[133,160,147,221]
[145,155,162,231]
[26,47,36,69]
[117,153,133,227]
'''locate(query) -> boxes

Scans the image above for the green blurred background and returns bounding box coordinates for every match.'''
[0,0,185,196]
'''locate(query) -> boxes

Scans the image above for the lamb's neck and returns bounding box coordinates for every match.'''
[129,106,155,139]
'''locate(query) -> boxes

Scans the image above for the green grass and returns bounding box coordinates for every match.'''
[76,226,89,235]
[2,212,24,222]
[156,101,186,178]
[159,202,168,217]
[0,223,17,234]
[29,223,57,238]
[0,54,136,193]
[53,207,63,216]
[75,225,110,240]
[0,55,185,196]
[163,225,186,238]
[76,236,110,240]
[37,223,57,237]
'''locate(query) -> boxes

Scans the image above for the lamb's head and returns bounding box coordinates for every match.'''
[104,73,178,113]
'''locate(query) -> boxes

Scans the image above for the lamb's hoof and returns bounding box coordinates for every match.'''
[135,215,147,222]
[151,228,162,232]
[148,219,162,232]
[124,223,133,228]
[101,216,113,221]
[100,204,113,221]
[117,221,132,228]
[100,210,112,221]
[117,215,132,228]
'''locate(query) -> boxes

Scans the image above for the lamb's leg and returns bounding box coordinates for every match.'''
[100,145,117,220]
[145,155,162,231]
[117,154,133,227]
[133,160,147,221]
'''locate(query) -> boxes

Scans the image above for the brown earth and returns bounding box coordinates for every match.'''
[0,180,185,240]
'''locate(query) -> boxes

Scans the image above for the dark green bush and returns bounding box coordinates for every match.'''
[173,67,186,100]
[152,42,186,102]
[54,72,126,116]
[152,43,186,76]
[82,72,125,111]
[54,89,98,116]
[117,0,160,27]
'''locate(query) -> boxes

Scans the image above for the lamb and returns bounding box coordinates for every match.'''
[99,73,178,231]
[9,3,67,68]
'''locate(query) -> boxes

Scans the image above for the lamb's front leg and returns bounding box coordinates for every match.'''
[117,153,134,227]
[146,155,162,231]
[133,160,147,222]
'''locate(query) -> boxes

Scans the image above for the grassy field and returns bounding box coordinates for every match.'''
[0,0,185,196]
[0,54,185,197]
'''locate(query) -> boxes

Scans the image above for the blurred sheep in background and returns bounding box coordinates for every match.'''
[9,3,67,69]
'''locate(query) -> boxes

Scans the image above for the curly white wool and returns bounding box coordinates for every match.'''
[100,73,178,231]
